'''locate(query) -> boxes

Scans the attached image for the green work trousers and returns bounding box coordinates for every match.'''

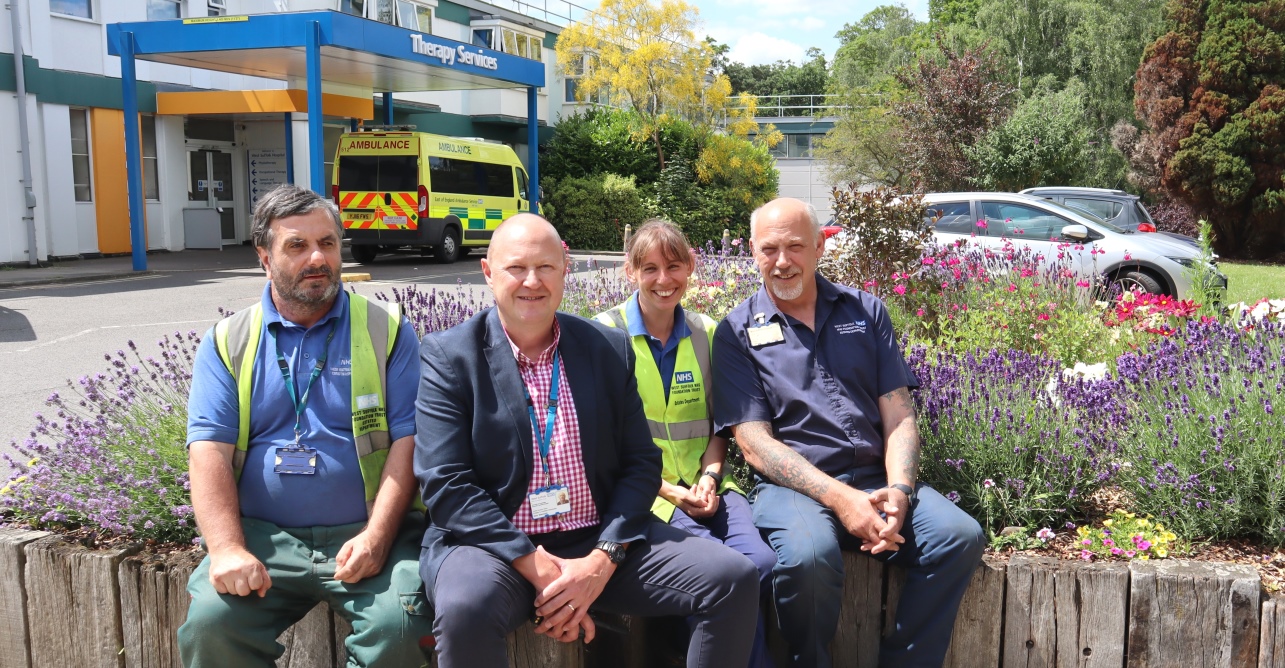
[178,513,432,668]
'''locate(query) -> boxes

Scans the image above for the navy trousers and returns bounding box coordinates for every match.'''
[426,521,759,668]
[750,467,985,668]
[670,490,777,668]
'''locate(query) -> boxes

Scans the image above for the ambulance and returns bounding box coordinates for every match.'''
[332,128,538,263]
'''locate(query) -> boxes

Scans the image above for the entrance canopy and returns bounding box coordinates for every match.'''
[107,10,546,270]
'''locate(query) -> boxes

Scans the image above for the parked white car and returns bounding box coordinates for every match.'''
[921,192,1226,299]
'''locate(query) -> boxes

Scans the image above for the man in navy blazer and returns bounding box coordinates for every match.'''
[414,214,758,668]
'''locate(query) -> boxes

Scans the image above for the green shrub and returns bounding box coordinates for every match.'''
[644,158,750,246]
[543,107,702,186]
[546,173,647,251]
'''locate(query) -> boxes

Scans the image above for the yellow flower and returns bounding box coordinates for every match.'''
[1077,526,1089,537]
[1125,512,1136,519]
[1155,548,1168,558]
[1164,532,1177,541]
[1138,554,1149,560]
[1103,519,1113,527]
[1139,519,1151,528]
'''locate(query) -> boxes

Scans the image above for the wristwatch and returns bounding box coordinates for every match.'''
[594,541,628,564]
[889,483,916,503]
[701,469,724,486]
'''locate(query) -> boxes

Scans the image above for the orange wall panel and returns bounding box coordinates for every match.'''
[90,109,147,254]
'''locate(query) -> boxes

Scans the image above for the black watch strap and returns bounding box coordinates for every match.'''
[889,483,915,502]
[594,541,627,564]
[701,470,724,486]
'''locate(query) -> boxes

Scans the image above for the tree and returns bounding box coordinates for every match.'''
[721,49,829,98]
[814,103,910,187]
[830,4,924,91]
[894,37,1016,191]
[930,0,984,25]
[967,76,1095,191]
[555,0,734,171]
[1133,0,1285,259]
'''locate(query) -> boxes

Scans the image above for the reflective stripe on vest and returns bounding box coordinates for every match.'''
[595,304,740,522]
[213,293,417,515]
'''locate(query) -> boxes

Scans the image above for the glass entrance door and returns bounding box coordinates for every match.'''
[188,148,237,243]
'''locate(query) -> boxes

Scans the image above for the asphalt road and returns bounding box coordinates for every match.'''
[0,247,621,463]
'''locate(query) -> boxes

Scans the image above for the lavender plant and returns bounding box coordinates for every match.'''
[910,345,1126,537]
[2,333,198,543]
[379,283,491,336]
[1114,320,1285,544]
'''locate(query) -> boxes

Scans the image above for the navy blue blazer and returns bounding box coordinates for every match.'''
[414,307,662,587]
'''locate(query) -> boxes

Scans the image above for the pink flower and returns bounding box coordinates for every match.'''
[1111,547,1123,556]
[982,479,995,489]
[1037,313,1051,321]
[916,308,925,317]
[1080,550,1093,561]
[1076,280,1090,288]
[1124,252,1132,261]
[1036,528,1055,542]
[1082,539,1092,546]
[1125,550,1136,558]
[731,238,742,246]
[1103,538,1114,547]
[977,220,988,229]
[922,257,936,266]
[1008,284,1018,292]
[894,284,907,296]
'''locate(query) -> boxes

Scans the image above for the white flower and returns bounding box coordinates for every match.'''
[1250,301,1271,320]
[1063,362,1108,382]
[1036,527,1055,542]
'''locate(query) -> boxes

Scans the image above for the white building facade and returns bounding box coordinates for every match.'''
[0,0,572,265]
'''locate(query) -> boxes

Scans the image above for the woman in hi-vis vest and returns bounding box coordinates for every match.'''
[596,220,776,668]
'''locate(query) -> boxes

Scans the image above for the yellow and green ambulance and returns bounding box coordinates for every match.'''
[332,129,537,264]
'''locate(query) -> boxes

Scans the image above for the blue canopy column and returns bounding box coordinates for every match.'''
[118,31,147,272]
[527,87,539,213]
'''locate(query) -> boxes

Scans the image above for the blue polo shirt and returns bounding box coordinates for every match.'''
[625,291,692,401]
[712,275,918,476]
[186,285,421,528]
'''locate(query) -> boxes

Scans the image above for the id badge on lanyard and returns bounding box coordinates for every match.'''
[269,323,335,476]
[524,350,571,519]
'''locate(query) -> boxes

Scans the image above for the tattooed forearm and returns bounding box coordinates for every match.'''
[733,421,836,503]
[880,387,921,487]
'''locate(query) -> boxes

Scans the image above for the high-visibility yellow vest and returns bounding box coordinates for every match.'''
[596,303,741,522]
[213,293,423,515]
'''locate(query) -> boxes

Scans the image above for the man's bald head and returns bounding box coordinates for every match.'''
[487,213,564,264]
[750,198,821,243]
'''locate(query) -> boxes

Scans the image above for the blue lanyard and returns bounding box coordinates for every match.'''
[268,322,337,444]
[521,350,561,486]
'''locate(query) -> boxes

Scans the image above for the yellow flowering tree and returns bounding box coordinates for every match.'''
[555,0,770,172]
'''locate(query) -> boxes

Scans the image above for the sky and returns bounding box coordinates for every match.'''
[691,0,929,66]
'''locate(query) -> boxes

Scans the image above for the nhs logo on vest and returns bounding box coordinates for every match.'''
[674,371,695,384]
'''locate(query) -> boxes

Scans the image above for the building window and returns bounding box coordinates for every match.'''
[70,109,92,202]
[207,0,226,16]
[142,115,160,201]
[373,0,396,24]
[51,0,92,19]
[473,26,543,61]
[146,0,181,20]
[339,0,367,17]
[564,78,578,103]
[397,0,432,31]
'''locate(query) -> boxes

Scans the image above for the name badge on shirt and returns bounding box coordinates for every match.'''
[747,322,785,347]
[529,484,572,519]
[274,445,317,475]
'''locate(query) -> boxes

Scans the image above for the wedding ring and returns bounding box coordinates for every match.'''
[566,603,576,613]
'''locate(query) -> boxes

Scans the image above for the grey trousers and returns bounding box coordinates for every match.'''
[425,521,760,668]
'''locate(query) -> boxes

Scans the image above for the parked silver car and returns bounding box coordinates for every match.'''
[923,192,1226,299]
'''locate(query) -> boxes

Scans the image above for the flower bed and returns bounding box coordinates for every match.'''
[2,238,1283,582]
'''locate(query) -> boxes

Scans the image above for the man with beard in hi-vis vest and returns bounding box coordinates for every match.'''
[179,184,431,667]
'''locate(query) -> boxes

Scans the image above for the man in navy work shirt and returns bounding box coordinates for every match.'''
[713,197,984,668]
[179,184,431,667]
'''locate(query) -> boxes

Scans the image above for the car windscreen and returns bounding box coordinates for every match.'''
[1040,198,1129,234]
[1135,200,1155,224]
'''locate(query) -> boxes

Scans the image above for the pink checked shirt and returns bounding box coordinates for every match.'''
[508,322,600,535]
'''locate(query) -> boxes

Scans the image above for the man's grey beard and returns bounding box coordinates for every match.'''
[277,265,340,311]
[767,275,804,301]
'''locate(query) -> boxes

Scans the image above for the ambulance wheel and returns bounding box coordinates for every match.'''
[350,244,377,264]
[436,228,461,264]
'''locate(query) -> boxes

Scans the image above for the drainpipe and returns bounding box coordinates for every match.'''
[10,0,39,266]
